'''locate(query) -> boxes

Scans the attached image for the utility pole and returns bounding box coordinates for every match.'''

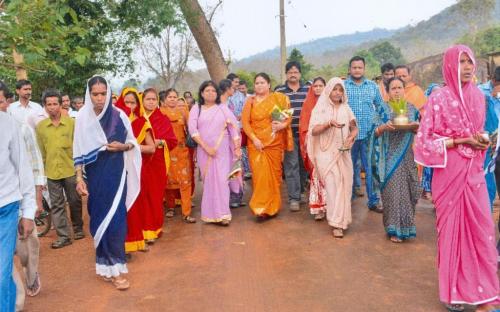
[279,0,286,83]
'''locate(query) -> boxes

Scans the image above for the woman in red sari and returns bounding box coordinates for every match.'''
[114,88,156,254]
[414,45,499,312]
[140,88,177,243]
[299,77,327,220]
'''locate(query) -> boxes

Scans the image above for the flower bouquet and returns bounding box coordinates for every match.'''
[271,105,293,137]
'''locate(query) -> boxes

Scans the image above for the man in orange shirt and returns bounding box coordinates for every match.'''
[395,65,427,110]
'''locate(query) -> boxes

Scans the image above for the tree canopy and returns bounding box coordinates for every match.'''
[0,0,183,98]
[287,48,314,81]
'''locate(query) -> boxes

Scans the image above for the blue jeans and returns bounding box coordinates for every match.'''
[0,201,19,312]
[351,139,379,207]
[353,158,361,188]
[284,135,307,202]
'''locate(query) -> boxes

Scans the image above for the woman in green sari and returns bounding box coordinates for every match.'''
[374,77,420,243]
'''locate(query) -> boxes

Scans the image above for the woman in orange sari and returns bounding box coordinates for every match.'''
[160,88,196,223]
[242,73,293,218]
[299,77,327,220]
[115,88,156,253]
[140,88,177,243]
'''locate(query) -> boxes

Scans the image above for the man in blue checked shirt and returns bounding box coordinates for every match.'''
[345,56,387,213]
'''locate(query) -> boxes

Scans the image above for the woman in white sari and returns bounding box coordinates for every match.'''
[307,78,358,238]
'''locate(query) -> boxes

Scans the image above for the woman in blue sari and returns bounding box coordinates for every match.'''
[374,77,420,243]
[420,83,440,200]
[73,76,141,290]
[483,92,498,209]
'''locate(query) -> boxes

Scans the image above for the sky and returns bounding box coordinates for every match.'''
[206,0,457,61]
[115,0,458,88]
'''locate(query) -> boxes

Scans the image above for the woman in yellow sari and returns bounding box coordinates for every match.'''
[160,88,196,223]
[242,73,293,218]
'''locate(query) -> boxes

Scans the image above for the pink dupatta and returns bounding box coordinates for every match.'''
[414,45,499,305]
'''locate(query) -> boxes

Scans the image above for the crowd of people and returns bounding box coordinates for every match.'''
[1,43,500,311]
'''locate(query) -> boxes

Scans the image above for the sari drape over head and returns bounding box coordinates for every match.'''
[188,104,240,222]
[115,88,152,252]
[140,93,177,240]
[414,45,500,305]
[73,77,141,277]
[307,78,355,229]
[299,86,326,213]
[242,92,293,217]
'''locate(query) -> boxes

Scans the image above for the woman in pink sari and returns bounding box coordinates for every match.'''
[414,45,499,312]
[188,81,241,225]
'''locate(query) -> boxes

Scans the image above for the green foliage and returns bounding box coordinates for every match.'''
[368,41,406,66]
[0,0,183,98]
[287,48,314,81]
[0,0,90,76]
[458,25,500,57]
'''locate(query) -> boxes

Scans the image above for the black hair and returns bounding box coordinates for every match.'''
[124,90,141,105]
[254,72,271,85]
[0,83,11,99]
[312,77,326,85]
[239,79,247,86]
[87,76,107,90]
[285,61,301,73]
[72,96,83,104]
[183,91,192,98]
[226,73,239,81]
[165,88,178,98]
[143,88,158,100]
[395,65,411,74]
[198,80,221,106]
[158,90,167,102]
[494,66,500,82]
[349,56,365,67]
[16,79,32,90]
[385,77,405,93]
[219,79,233,94]
[41,88,62,106]
[381,63,395,74]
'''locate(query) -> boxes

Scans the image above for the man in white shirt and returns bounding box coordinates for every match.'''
[62,93,78,118]
[7,80,43,124]
[0,84,36,311]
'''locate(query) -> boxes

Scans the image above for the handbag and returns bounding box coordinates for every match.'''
[185,130,197,148]
[185,105,200,148]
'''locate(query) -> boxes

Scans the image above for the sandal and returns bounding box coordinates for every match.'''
[183,215,196,223]
[444,304,464,312]
[220,219,230,226]
[314,212,325,221]
[111,276,130,290]
[26,273,41,297]
[332,228,344,238]
[390,236,403,243]
[165,208,175,218]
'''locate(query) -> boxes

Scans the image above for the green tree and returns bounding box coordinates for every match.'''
[0,0,91,80]
[458,25,500,56]
[368,41,406,66]
[0,0,183,97]
[287,48,314,81]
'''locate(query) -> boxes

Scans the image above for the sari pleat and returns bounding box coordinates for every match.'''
[242,92,293,217]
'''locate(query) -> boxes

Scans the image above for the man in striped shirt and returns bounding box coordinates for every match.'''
[275,61,310,211]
